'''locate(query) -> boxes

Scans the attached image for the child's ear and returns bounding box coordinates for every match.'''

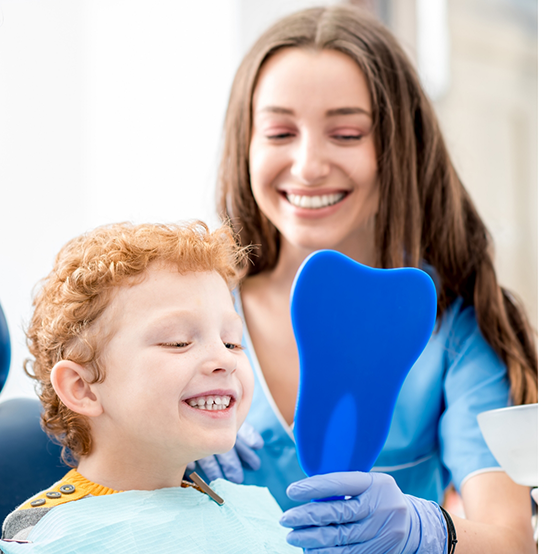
[50,360,103,417]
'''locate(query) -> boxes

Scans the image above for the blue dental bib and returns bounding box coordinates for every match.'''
[0,481,299,553]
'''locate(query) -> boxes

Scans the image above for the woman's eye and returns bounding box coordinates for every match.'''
[266,132,294,140]
[262,125,296,140]
[332,133,363,142]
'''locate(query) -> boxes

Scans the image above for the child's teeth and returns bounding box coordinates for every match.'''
[186,395,231,410]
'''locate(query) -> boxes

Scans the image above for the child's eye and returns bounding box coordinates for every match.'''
[224,342,243,350]
[161,342,189,348]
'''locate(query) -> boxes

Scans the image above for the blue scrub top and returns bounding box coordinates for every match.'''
[235,289,510,511]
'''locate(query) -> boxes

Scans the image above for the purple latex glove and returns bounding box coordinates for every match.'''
[280,472,447,553]
[187,422,263,483]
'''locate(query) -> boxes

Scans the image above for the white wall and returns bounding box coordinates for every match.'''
[0,0,541,403]
[0,0,242,401]
[0,0,340,402]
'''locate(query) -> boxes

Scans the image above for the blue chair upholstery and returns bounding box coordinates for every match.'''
[0,398,67,523]
[0,302,10,393]
[0,301,66,524]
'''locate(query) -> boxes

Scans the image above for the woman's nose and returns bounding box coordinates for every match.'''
[290,135,330,185]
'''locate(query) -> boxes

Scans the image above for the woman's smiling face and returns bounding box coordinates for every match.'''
[249,47,379,263]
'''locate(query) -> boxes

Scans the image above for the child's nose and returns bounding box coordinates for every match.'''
[201,343,237,375]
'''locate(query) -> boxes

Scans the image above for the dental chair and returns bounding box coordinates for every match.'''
[0,301,9,393]
[0,301,66,524]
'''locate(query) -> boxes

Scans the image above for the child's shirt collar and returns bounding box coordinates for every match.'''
[19,469,119,511]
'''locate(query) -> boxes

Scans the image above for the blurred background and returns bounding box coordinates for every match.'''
[0,0,538,401]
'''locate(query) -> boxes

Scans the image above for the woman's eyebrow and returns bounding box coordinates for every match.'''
[258,106,295,115]
[256,106,371,117]
[326,107,371,117]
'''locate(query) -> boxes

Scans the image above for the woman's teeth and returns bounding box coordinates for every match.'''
[286,192,345,209]
[186,395,231,410]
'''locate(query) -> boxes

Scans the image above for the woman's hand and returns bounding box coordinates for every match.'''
[187,422,264,483]
[279,472,447,553]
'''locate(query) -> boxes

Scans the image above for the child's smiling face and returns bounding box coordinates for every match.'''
[90,265,253,472]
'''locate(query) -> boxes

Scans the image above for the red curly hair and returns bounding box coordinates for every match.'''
[25,221,247,465]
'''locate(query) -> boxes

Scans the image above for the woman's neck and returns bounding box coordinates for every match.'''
[267,235,376,290]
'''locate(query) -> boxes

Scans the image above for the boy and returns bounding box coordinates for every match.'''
[1,221,299,553]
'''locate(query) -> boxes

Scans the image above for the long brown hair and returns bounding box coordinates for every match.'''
[216,5,537,405]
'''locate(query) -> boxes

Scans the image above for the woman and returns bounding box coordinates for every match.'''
[209,5,537,553]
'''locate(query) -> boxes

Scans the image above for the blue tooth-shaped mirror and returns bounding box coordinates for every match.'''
[290,250,437,477]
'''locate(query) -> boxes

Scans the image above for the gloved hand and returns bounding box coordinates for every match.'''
[187,422,264,483]
[279,472,448,553]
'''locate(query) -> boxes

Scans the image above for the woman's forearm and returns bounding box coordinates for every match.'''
[457,472,536,554]
[452,514,536,554]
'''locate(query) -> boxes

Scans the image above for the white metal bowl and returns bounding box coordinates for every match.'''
[477,403,538,487]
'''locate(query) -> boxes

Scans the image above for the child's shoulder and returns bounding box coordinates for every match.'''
[2,469,101,541]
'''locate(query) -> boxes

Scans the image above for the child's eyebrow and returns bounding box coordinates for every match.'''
[143,310,243,334]
[146,310,196,327]
[226,311,243,325]
[140,311,196,339]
